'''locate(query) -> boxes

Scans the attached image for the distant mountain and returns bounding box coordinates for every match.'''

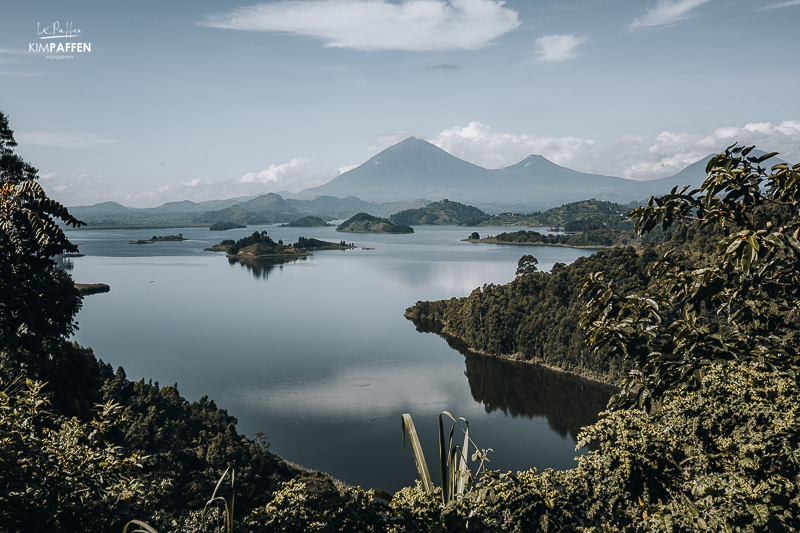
[294,138,650,210]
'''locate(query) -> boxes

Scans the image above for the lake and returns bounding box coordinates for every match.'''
[66,224,616,493]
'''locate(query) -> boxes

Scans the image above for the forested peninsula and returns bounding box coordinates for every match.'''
[465,228,641,249]
[409,223,718,385]
[4,104,800,532]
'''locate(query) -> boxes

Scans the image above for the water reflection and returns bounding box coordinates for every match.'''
[410,317,617,444]
[227,257,306,280]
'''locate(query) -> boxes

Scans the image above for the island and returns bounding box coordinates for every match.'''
[293,236,355,250]
[388,199,489,226]
[205,230,311,261]
[209,221,247,231]
[279,215,333,228]
[74,283,111,295]
[128,234,187,244]
[336,212,414,234]
[464,228,639,248]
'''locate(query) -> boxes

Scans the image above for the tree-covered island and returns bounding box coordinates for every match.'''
[279,215,333,227]
[337,212,414,233]
[128,233,187,244]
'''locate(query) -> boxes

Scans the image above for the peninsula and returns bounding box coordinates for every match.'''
[464,228,640,249]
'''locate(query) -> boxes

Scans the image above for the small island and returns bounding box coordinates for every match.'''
[280,216,333,228]
[205,230,311,261]
[294,236,355,250]
[209,221,247,231]
[464,228,639,249]
[129,234,187,244]
[74,283,111,295]
[337,213,414,234]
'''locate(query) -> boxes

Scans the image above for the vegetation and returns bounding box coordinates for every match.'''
[74,282,111,295]
[389,199,489,226]
[129,234,186,244]
[205,231,309,260]
[479,199,639,229]
[337,212,414,234]
[468,228,640,248]
[280,215,332,228]
[210,221,247,231]
[293,236,355,250]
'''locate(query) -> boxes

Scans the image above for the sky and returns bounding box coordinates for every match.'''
[2,0,799,207]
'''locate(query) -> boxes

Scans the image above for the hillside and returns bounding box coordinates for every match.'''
[479,199,638,230]
[281,215,332,227]
[336,212,414,234]
[388,199,489,226]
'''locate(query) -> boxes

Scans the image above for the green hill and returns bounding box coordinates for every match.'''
[281,215,332,227]
[336,213,414,234]
[388,199,488,226]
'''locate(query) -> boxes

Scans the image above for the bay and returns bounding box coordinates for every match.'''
[67,224,615,493]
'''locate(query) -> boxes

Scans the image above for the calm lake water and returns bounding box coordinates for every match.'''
[66,224,616,493]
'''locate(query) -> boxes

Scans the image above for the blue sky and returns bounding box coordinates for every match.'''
[2,0,799,207]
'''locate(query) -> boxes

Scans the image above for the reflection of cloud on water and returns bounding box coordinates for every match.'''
[229,362,466,421]
[376,261,516,296]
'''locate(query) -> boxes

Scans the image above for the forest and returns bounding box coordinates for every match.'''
[3,103,800,532]
[469,228,640,248]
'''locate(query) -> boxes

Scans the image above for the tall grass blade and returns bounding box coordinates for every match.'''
[401,413,433,494]
[122,520,159,533]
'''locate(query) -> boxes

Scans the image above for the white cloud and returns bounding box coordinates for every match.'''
[533,34,587,63]
[759,0,800,9]
[423,120,800,181]
[630,0,711,29]
[16,132,117,149]
[200,0,520,51]
[238,157,314,185]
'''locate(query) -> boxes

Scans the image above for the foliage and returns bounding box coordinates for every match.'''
[580,146,800,410]
[0,111,103,417]
[0,381,147,532]
[479,199,638,229]
[389,199,489,226]
[402,412,492,506]
[476,228,639,248]
[100,366,304,528]
[210,221,247,231]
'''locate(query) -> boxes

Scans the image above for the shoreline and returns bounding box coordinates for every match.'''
[404,311,623,388]
[462,238,611,250]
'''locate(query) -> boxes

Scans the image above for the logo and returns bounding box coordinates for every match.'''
[29,22,91,59]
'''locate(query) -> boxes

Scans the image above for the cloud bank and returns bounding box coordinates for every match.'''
[426,120,800,180]
[533,34,587,63]
[200,0,520,51]
[630,0,711,29]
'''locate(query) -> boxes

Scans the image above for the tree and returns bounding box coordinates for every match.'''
[515,255,538,276]
[580,145,800,411]
[0,111,98,416]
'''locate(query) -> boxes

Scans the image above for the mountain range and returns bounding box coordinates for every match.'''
[288,137,717,210]
[68,138,782,226]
